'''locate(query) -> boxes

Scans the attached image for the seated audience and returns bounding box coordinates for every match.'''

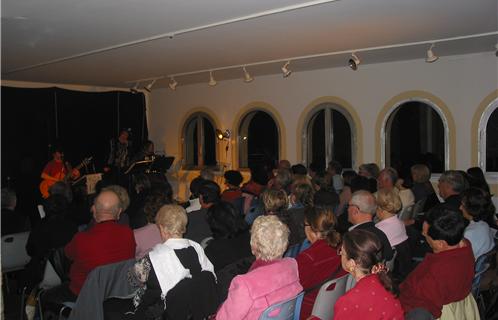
[327,160,344,194]
[296,207,345,319]
[437,170,468,210]
[378,167,415,210]
[204,201,252,271]
[410,164,439,212]
[185,176,205,213]
[347,190,394,260]
[200,167,215,181]
[466,166,490,194]
[42,190,135,305]
[102,185,131,226]
[221,170,244,202]
[399,206,474,319]
[134,186,174,259]
[216,215,303,320]
[375,189,413,279]
[308,162,325,179]
[184,180,220,244]
[289,182,314,209]
[332,229,404,319]
[241,166,268,214]
[359,163,380,180]
[460,187,497,259]
[104,204,218,320]
[1,188,29,236]
[268,168,292,193]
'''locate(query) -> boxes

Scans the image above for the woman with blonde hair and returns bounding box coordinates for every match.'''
[216,215,303,320]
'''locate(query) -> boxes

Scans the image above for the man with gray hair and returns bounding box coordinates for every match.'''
[42,190,136,305]
[347,190,394,260]
[437,170,468,210]
[377,167,415,210]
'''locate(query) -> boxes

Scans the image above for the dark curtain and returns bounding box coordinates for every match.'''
[1,86,147,224]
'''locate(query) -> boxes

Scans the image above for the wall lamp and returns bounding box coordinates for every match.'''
[425,44,439,63]
[349,53,361,70]
[216,129,231,140]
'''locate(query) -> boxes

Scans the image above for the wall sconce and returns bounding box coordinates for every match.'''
[216,129,231,140]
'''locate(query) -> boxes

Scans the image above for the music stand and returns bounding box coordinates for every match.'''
[149,156,174,173]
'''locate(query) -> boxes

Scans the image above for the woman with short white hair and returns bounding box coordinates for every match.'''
[216,215,303,320]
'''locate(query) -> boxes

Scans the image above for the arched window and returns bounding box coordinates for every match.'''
[384,101,447,177]
[182,113,216,168]
[303,104,354,169]
[239,110,279,169]
[478,99,498,172]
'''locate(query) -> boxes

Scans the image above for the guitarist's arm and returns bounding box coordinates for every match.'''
[40,172,60,182]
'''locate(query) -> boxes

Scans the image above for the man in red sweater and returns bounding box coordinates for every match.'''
[42,190,136,305]
[399,206,474,318]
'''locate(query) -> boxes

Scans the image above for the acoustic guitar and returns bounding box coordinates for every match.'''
[39,156,92,198]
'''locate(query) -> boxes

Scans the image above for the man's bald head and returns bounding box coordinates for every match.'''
[92,190,121,222]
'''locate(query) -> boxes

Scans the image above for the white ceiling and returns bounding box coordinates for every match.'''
[2,0,497,89]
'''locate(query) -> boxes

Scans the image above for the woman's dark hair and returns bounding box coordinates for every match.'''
[291,164,308,175]
[207,201,248,239]
[343,229,399,297]
[44,194,69,219]
[304,206,341,247]
[461,187,495,223]
[143,185,174,223]
[466,167,490,194]
[199,180,221,204]
[133,174,152,194]
[292,183,315,207]
[425,206,466,246]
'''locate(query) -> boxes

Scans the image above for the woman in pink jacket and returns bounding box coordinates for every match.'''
[216,215,303,320]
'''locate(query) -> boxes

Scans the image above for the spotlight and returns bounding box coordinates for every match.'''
[243,67,253,83]
[348,53,361,70]
[425,44,439,63]
[281,61,292,78]
[130,83,139,94]
[208,71,217,86]
[144,79,157,93]
[168,77,178,91]
[216,129,231,140]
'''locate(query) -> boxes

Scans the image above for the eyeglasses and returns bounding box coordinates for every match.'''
[304,223,311,227]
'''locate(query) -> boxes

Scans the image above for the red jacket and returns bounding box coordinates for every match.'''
[65,220,136,295]
[399,241,474,318]
[296,239,345,319]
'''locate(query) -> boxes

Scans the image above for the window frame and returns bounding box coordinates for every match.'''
[478,97,498,179]
[301,103,357,169]
[381,98,450,173]
[181,112,217,170]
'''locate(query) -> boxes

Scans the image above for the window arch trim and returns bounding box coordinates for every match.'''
[231,102,285,170]
[376,91,455,171]
[179,108,220,169]
[297,96,363,168]
[477,97,498,172]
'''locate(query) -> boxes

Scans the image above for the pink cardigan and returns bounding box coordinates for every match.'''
[217,258,303,320]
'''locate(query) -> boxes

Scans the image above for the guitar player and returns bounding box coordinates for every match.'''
[40,147,80,198]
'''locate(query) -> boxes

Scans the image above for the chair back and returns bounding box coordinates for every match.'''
[311,274,348,320]
[259,291,304,320]
[398,205,415,221]
[39,259,62,290]
[412,199,426,217]
[385,249,398,272]
[345,274,356,292]
[1,231,30,272]
[472,252,492,297]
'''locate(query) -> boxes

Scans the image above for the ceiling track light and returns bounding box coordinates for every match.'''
[425,44,439,63]
[208,71,217,86]
[349,53,361,70]
[169,77,178,90]
[144,79,157,92]
[281,61,292,78]
[243,67,254,83]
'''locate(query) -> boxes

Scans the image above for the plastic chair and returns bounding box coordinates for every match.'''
[472,252,492,297]
[259,291,304,320]
[345,274,356,292]
[1,231,31,293]
[310,274,348,320]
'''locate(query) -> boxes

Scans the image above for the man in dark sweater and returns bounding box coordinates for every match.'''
[347,190,394,261]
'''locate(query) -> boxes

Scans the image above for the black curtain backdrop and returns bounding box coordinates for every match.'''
[1,86,147,224]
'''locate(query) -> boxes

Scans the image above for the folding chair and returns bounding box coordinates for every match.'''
[310,274,348,320]
[259,291,304,320]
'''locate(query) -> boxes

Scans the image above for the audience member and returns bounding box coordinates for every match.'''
[308,162,325,179]
[327,160,344,193]
[1,188,29,236]
[186,176,205,213]
[359,163,380,179]
[216,215,303,320]
[347,190,394,260]
[410,164,439,212]
[102,185,131,226]
[399,206,474,319]
[204,201,252,271]
[104,205,218,319]
[200,167,215,181]
[460,187,497,259]
[378,167,415,209]
[42,191,135,305]
[375,189,413,279]
[466,166,491,194]
[184,180,220,244]
[332,229,404,319]
[221,170,244,202]
[133,187,173,259]
[437,170,468,210]
[296,207,345,319]
[269,168,292,193]
[277,159,291,171]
